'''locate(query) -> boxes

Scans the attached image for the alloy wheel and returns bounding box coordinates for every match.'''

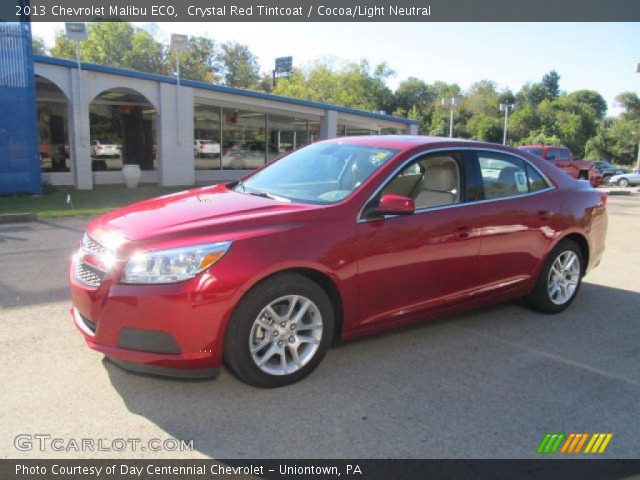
[249,295,323,376]
[547,251,580,305]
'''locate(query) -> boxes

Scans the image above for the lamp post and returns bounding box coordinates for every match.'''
[170,34,188,145]
[442,97,459,138]
[499,103,516,145]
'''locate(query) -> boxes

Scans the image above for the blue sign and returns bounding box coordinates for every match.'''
[0,17,41,194]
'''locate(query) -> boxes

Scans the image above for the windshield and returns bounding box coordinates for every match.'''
[98,138,115,144]
[521,147,543,157]
[236,142,397,204]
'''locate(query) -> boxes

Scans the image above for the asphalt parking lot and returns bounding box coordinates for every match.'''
[1,193,639,459]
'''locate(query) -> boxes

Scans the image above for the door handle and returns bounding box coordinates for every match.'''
[538,210,554,220]
[455,225,470,240]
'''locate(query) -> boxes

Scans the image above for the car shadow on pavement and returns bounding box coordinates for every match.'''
[104,282,640,459]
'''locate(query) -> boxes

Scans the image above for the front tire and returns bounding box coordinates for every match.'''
[224,273,334,388]
[526,239,583,314]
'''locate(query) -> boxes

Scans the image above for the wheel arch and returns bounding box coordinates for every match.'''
[555,232,590,274]
[230,266,345,346]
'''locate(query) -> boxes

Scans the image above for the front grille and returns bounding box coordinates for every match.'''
[82,233,108,257]
[75,262,105,287]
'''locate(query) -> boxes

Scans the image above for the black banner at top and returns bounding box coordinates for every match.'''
[5,0,640,22]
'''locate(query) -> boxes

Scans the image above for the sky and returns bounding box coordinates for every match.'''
[32,22,640,115]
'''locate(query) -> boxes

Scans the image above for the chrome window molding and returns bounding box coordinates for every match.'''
[357,146,555,224]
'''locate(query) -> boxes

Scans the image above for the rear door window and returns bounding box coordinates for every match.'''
[475,151,550,199]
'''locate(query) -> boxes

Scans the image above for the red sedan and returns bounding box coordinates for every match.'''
[70,136,608,387]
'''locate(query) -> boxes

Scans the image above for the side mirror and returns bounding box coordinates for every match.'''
[368,194,415,217]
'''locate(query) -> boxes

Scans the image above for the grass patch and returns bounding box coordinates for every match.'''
[0,185,187,218]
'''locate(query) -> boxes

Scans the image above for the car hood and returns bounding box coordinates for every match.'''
[88,184,320,244]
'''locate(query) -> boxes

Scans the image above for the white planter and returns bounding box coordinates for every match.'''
[122,164,141,188]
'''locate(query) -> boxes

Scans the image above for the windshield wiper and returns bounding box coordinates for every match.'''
[248,191,291,202]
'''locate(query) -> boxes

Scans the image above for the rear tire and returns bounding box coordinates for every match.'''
[224,273,334,388]
[526,239,583,314]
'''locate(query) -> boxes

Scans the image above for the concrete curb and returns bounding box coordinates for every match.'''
[604,191,631,196]
[0,213,38,223]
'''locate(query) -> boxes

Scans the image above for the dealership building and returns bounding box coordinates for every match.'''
[0,23,418,193]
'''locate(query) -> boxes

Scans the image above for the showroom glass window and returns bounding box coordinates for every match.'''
[267,115,311,162]
[337,124,380,137]
[35,76,72,173]
[222,108,266,170]
[194,103,222,170]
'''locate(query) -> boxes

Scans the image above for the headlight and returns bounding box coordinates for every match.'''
[121,241,232,284]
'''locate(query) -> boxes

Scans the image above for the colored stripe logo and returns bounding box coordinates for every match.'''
[537,433,613,454]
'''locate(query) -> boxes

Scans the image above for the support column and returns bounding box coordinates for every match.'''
[406,123,419,135]
[320,110,338,140]
[69,68,92,189]
[158,83,194,186]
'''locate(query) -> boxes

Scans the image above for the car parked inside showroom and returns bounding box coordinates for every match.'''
[91,138,121,158]
[194,139,221,158]
[70,136,608,387]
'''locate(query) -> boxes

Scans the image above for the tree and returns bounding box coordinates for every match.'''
[167,36,221,83]
[567,90,607,119]
[585,117,640,164]
[615,92,640,121]
[395,77,434,113]
[516,82,548,107]
[32,36,47,55]
[542,70,561,100]
[218,42,260,88]
[272,59,395,112]
[50,22,166,75]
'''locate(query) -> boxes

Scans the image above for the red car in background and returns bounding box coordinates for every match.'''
[70,136,608,387]
[519,145,602,187]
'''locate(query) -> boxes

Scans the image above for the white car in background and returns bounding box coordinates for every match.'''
[609,171,640,187]
[194,139,221,157]
[91,139,121,158]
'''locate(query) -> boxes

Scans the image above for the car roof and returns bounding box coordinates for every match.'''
[322,135,522,154]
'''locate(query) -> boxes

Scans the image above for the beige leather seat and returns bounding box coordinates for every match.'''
[415,160,459,208]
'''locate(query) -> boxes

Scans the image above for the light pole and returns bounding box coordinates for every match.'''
[499,103,516,145]
[170,34,188,145]
[442,97,459,137]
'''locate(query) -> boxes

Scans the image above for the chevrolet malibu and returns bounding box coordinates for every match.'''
[70,136,608,387]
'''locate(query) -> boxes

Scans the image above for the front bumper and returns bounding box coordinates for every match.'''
[70,257,236,378]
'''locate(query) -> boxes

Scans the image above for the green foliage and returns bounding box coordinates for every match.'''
[542,70,561,99]
[615,92,640,121]
[585,117,640,164]
[273,59,394,112]
[517,131,563,147]
[218,42,261,88]
[167,36,221,83]
[50,23,166,75]
[32,36,47,55]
